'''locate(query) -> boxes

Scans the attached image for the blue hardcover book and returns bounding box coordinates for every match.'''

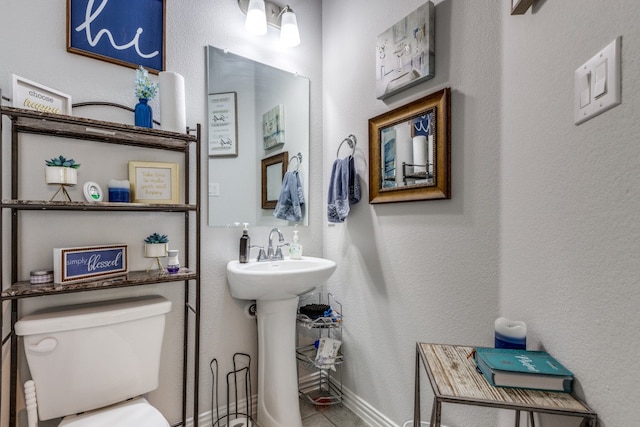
[473,347,574,392]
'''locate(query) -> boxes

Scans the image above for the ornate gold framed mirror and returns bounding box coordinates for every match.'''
[368,87,451,203]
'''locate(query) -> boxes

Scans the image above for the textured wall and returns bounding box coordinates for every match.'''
[322,0,502,425]
[501,1,640,425]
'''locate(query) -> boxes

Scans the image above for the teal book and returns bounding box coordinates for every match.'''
[473,347,574,392]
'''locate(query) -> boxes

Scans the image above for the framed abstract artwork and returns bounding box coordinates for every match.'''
[375,1,435,100]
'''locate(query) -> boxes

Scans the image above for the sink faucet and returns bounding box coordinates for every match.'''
[267,228,287,260]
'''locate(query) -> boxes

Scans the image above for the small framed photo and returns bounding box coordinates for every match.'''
[128,161,179,204]
[208,92,238,157]
[12,74,72,115]
[511,0,534,15]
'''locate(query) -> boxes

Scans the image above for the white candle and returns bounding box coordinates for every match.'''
[494,317,527,349]
[412,135,427,173]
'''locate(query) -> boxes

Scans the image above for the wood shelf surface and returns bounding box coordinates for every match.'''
[1,199,197,212]
[1,268,196,300]
[1,105,196,151]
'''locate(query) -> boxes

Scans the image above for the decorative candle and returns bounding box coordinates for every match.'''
[412,135,427,173]
[108,179,130,203]
[494,317,527,350]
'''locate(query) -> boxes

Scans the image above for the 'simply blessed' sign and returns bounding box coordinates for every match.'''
[54,244,128,284]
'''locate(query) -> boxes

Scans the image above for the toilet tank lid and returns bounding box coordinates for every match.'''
[15,295,171,336]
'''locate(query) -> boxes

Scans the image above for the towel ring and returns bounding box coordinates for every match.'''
[337,134,357,158]
[288,152,302,171]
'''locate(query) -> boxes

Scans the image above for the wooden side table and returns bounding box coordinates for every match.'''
[413,343,597,427]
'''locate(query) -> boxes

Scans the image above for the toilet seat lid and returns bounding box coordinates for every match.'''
[58,396,169,427]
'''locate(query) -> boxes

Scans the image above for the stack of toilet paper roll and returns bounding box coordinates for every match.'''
[159,71,186,133]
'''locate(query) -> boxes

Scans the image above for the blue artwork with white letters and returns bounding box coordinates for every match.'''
[68,0,165,72]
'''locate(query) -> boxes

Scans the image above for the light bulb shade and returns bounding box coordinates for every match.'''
[245,0,267,35]
[280,10,300,47]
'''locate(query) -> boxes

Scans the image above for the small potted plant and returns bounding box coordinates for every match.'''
[45,155,80,185]
[144,233,169,258]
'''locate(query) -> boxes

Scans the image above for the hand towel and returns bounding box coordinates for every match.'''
[327,156,360,223]
[273,171,305,222]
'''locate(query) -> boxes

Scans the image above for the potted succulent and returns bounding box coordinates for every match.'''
[144,233,169,258]
[45,155,80,185]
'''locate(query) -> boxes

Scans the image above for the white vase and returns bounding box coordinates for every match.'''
[144,243,168,258]
[45,167,77,185]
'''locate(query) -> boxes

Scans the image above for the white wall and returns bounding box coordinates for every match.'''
[322,0,502,425]
[500,1,640,426]
[0,0,322,425]
[323,0,640,426]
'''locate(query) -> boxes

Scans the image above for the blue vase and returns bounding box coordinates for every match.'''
[134,98,153,128]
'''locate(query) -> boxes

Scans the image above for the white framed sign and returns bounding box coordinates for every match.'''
[12,74,72,115]
[208,92,238,157]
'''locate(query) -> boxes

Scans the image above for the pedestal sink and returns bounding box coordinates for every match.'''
[227,256,337,427]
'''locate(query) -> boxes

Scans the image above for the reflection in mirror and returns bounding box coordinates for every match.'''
[369,87,450,204]
[206,46,310,227]
[380,109,435,189]
[262,152,288,209]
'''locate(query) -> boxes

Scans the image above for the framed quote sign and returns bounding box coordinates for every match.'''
[128,161,179,204]
[67,0,166,73]
[54,244,128,284]
[208,92,238,157]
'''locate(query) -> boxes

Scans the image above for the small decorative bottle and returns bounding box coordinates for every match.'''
[166,250,180,274]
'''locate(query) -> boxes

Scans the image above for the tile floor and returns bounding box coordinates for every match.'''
[300,398,370,427]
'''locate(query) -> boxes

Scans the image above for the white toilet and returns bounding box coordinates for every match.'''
[15,295,172,427]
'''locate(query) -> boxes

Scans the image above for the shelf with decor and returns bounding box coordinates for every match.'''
[296,293,344,406]
[0,96,202,427]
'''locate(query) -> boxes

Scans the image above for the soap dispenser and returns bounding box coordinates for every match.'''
[239,223,250,263]
[289,228,303,259]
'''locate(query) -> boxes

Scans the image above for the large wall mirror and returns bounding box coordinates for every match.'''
[206,46,310,227]
[368,87,451,203]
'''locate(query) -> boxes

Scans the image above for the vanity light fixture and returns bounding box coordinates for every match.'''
[237,0,301,47]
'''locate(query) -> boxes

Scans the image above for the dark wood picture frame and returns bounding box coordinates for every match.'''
[67,0,166,73]
[261,152,288,209]
[369,87,451,204]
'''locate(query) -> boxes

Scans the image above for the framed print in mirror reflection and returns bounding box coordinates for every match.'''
[208,92,238,157]
[369,87,450,204]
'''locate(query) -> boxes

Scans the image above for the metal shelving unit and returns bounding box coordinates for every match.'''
[296,293,343,406]
[0,97,201,427]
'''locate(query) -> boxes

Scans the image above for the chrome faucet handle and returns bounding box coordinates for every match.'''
[275,243,290,260]
[251,245,267,262]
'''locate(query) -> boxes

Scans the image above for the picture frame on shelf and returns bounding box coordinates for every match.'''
[12,74,72,115]
[67,0,166,73]
[208,92,238,157]
[128,161,179,204]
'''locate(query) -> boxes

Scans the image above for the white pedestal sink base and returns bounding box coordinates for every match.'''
[256,298,302,427]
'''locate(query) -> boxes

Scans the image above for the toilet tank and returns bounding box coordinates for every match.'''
[15,295,172,421]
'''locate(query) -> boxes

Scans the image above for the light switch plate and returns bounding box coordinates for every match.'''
[574,37,621,125]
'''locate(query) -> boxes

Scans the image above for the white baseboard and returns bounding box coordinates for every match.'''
[189,374,441,427]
